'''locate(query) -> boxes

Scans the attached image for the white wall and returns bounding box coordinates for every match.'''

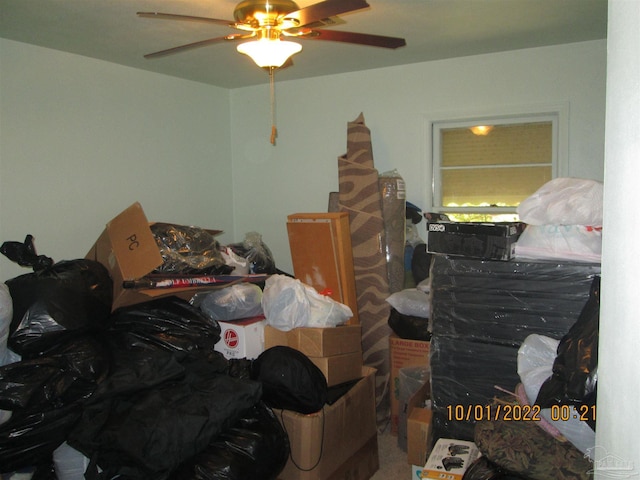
[598,0,640,475]
[230,40,607,274]
[0,39,234,281]
[0,40,607,280]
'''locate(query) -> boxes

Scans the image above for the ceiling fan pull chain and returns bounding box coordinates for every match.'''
[270,68,277,145]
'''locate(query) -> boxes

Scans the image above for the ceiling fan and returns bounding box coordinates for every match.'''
[137,0,406,68]
[138,0,405,144]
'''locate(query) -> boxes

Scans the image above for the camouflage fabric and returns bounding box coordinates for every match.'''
[474,398,592,480]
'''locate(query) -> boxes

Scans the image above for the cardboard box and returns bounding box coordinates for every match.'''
[86,202,229,311]
[265,325,363,386]
[287,213,359,325]
[420,438,480,480]
[406,381,433,466]
[309,351,364,387]
[325,435,379,480]
[264,325,362,357]
[214,316,265,360]
[389,334,431,435]
[407,408,433,467]
[426,221,524,261]
[275,366,378,480]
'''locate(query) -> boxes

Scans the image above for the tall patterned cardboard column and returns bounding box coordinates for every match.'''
[338,113,392,429]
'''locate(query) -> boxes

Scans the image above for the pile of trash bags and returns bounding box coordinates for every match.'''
[0,253,292,480]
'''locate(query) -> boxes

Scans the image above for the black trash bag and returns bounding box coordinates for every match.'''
[30,461,58,480]
[0,334,109,411]
[87,331,188,404]
[228,232,277,275]
[0,403,83,474]
[170,402,290,480]
[5,258,112,356]
[535,275,599,430]
[108,296,222,363]
[150,223,232,275]
[68,358,263,480]
[0,234,54,271]
[251,346,327,414]
[388,307,432,341]
[227,357,254,381]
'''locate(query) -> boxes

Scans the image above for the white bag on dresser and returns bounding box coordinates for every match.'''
[514,224,602,263]
[517,177,603,226]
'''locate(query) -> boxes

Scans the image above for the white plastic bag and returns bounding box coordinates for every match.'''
[517,178,603,226]
[385,288,430,317]
[53,442,92,480]
[514,224,602,263]
[261,275,352,331]
[0,282,16,425]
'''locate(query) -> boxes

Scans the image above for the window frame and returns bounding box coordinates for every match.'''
[428,105,568,216]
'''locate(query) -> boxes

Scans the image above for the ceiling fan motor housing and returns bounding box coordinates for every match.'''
[233,0,301,27]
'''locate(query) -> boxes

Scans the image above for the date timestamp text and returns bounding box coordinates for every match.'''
[446,404,596,423]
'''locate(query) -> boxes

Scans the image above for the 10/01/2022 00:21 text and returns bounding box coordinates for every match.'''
[446,403,596,423]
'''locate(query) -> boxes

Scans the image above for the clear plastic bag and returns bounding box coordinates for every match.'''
[228,232,277,275]
[261,275,352,331]
[514,224,602,263]
[150,223,230,275]
[194,283,263,321]
[516,177,603,226]
[385,288,430,317]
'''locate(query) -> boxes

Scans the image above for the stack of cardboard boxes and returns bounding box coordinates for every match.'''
[263,323,378,480]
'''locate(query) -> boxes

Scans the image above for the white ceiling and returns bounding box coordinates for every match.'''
[0,0,608,89]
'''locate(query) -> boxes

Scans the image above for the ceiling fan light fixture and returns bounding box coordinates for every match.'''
[237,38,302,68]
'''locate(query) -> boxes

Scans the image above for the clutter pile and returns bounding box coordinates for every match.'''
[0,202,376,480]
[388,178,602,480]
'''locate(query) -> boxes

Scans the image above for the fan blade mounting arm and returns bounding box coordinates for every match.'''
[284,0,370,28]
[143,34,249,59]
[137,12,235,27]
[304,29,406,49]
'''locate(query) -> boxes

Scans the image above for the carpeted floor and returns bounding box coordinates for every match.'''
[371,430,413,479]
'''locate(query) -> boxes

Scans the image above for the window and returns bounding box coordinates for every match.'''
[432,113,560,222]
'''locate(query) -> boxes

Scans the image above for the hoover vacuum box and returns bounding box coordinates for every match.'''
[86,202,231,311]
[215,315,266,360]
[426,221,524,261]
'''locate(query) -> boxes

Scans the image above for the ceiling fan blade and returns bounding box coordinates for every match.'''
[284,0,369,28]
[143,34,246,59]
[303,29,406,49]
[137,12,234,27]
